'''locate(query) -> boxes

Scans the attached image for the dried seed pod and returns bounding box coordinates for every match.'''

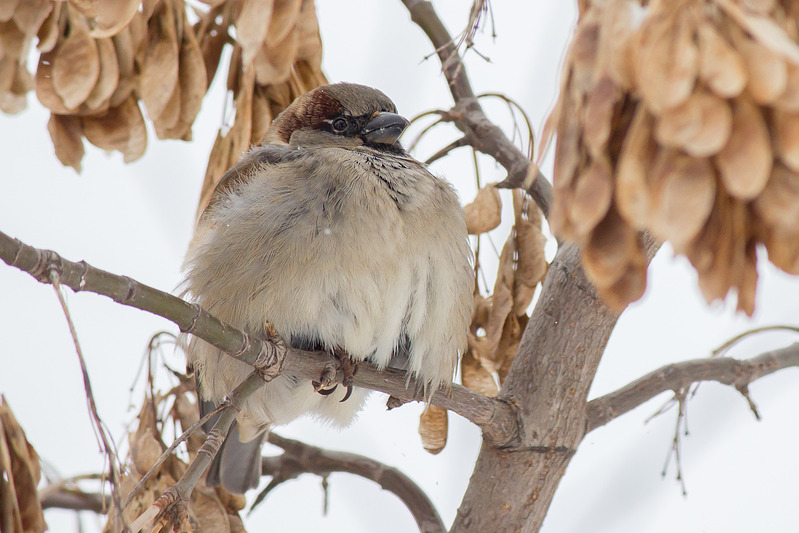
[47,113,84,172]
[648,148,716,246]
[753,163,799,233]
[736,34,787,104]
[774,110,799,172]
[635,5,698,114]
[583,208,640,290]
[715,95,772,199]
[654,89,732,157]
[615,106,656,229]
[52,12,100,109]
[568,155,614,241]
[419,405,448,455]
[464,185,502,235]
[697,21,747,98]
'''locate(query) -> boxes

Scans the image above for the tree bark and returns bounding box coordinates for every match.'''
[451,244,619,532]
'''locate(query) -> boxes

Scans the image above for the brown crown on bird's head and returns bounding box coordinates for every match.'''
[264,83,407,148]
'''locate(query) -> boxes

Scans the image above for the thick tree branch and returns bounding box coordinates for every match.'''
[259,433,446,533]
[41,490,105,513]
[585,343,799,433]
[0,230,519,447]
[401,0,553,217]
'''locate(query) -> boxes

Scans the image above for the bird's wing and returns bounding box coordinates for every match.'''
[198,144,301,220]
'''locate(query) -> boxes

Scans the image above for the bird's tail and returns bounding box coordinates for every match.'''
[201,399,265,494]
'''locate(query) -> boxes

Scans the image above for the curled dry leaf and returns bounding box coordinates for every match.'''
[0,397,47,533]
[715,96,772,199]
[47,113,84,172]
[464,184,502,235]
[419,404,448,455]
[649,149,716,246]
[654,89,732,157]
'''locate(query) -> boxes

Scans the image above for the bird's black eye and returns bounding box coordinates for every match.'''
[331,117,349,133]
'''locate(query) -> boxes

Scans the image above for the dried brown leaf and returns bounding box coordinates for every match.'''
[597,254,647,311]
[139,0,179,120]
[763,226,799,274]
[34,50,71,113]
[583,208,639,289]
[715,96,772,199]
[0,397,47,533]
[84,37,119,110]
[654,89,732,157]
[0,19,27,60]
[736,34,787,104]
[649,149,716,246]
[52,15,100,109]
[35,2,62,53]
[774,63,799,112]
[251,86,272,145]
[774,110,799,172]
[266,0,302,47]
[11,0,51,39]
[235,0,273,66]
[87,0,140,38]
[47,113,84,172]
[419,405,448,455]
[718,0,799,64]
[464,184,502,235]
[598,0,640,90]
[636,6,698,113]
[253,29,298,85]
[0,0,19,23]
[615,106,656,229]
[568,155,613,240]
[753,162,799,233]
[461,349,498,397]
[81,95,147,162]
[698,21,747,98]
[584,75,621,157]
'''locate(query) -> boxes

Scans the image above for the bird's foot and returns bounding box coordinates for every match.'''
[311,348,358,402]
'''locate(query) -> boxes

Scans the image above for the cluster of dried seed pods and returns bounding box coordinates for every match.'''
[420,188,549,453]
[2,0,326,177]
[550,0,799,316]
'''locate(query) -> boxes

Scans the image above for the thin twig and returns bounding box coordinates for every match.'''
[585,343,799,433]
[51,273,129,533]
[401,0,553,217]
[0,231,520,448]
[253,433,447,533]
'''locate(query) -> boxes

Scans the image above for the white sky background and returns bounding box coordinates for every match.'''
[1,1,799,532]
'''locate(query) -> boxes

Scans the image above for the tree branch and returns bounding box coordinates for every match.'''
[257,433,446,533]
[585,343,799,433]
[401,0,553,217]
[0,230,519,448]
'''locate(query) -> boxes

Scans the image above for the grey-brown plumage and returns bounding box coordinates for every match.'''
[183,83,473,494]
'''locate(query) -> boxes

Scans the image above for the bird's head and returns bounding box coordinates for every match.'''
[264,83,410,152]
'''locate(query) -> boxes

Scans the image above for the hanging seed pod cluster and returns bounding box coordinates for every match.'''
[0,0,326,178]
[550,0,799,315]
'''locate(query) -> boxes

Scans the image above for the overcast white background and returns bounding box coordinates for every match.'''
[2,1,799,532]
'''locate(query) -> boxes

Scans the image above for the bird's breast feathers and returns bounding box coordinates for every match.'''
[185,145,472,391]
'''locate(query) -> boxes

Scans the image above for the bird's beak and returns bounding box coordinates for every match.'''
[360,112,410,145]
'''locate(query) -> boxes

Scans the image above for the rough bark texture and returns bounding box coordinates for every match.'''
[451,244,620,532]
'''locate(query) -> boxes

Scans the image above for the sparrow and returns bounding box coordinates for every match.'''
[182,82,473,494]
